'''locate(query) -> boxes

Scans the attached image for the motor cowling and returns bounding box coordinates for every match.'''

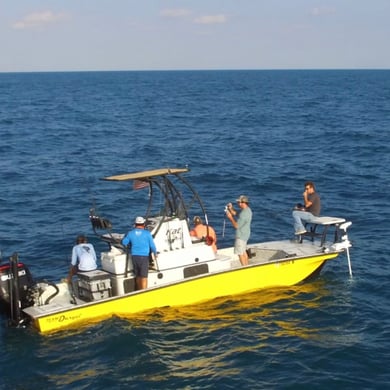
[0,260,34,312]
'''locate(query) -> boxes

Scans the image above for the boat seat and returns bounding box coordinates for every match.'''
[301,216,346,246]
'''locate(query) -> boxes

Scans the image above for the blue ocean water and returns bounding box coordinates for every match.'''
[0,70,389,389]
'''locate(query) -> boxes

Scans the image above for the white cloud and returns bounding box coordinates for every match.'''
[310,7,336,17]
[12,10,69,30]
[194,14,227,25]
[161,9,192,18]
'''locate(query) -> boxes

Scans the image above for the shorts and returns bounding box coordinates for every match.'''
[132,255,149,278]
[234,238,247,255]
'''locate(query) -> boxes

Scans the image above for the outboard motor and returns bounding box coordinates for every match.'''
[0,253,34,326]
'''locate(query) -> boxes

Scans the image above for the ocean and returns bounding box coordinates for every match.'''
[0,70,389,389]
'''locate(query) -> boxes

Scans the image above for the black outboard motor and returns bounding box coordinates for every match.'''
[0,253,34,326]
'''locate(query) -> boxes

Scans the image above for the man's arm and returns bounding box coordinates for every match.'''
[303,190,313,208]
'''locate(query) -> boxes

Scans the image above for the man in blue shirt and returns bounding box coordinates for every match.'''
[121,216,158,290]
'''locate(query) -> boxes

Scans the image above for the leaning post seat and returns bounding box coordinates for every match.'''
[303,216,346,246]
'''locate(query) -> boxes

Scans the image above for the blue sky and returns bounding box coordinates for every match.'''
[1,0,389,72]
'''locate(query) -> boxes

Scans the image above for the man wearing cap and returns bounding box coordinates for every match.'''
[190,216,217,253]
[226,195,252,266]
[121,216,158,290]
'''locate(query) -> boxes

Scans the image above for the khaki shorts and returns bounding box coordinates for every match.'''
[234,238,247,255]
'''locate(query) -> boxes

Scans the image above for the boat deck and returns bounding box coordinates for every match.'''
[218,239,328,265]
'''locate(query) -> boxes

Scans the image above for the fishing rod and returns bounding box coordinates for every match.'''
[222,205,228,237]
[222,203,232,237]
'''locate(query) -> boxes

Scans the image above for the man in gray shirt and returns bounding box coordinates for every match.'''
[292,181,321,235]
[226,195,252,266]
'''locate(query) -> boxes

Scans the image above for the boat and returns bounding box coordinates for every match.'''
[0,168,352,334]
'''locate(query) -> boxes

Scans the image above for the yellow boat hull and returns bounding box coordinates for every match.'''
[32,252,338,334]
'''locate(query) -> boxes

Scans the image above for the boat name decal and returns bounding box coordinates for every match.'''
[166,227,182,243]
[46,313,82,324]
[276,260,295,267]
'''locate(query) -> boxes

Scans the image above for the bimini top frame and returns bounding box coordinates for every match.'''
[101,167,210,236]
[102,167,189,182]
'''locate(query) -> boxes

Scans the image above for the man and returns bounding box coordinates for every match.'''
[121,216,157,290]
[190,216,217,253]
[292,181,321,235]
[226,195,252,266]
[67,235,97,283]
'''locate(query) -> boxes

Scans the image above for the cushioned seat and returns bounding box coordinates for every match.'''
[302,216,346,246]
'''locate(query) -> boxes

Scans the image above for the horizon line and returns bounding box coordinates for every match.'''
[1,67,389,75]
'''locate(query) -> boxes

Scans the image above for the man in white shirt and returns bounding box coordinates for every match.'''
[67,235,97,283]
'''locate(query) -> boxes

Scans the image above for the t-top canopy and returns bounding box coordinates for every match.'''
[102,167,189,181]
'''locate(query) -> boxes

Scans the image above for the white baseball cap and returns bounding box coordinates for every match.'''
[135,216,146,225]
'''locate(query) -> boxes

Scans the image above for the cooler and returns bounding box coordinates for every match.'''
[77,269,112,302]
[110,274,136,296]
[101,252,133,275]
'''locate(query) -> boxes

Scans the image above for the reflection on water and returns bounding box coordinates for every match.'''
[108,279,358,385]
[127,279,332,334]
[4,278,358,388]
